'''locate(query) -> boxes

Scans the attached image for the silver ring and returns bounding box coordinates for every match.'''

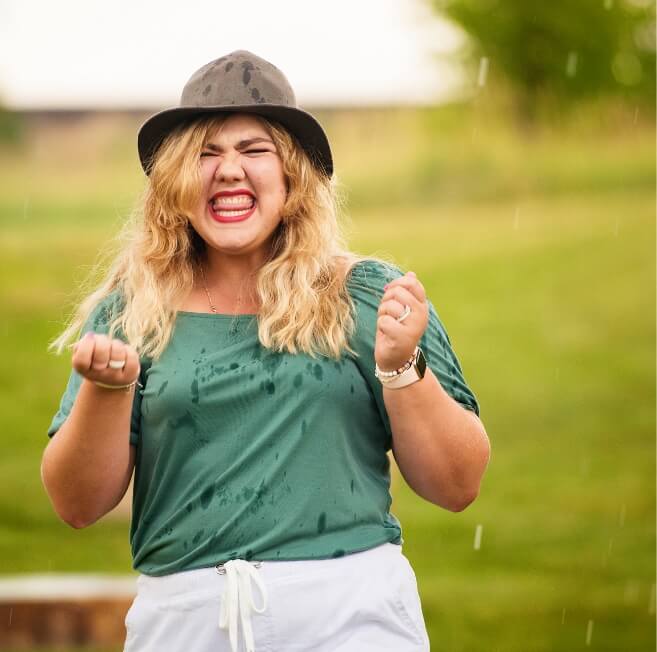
[108,359,126,369]
[396,304,411,323]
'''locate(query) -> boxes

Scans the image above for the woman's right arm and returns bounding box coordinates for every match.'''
[41,332,140,529]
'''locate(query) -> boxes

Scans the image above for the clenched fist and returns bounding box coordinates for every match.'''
[375,271,429,372]
[72,332,141,387]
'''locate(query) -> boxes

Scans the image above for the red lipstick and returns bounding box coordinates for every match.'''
[208,189,257,223]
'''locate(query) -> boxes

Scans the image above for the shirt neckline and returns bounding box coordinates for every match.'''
[176,310,258,319]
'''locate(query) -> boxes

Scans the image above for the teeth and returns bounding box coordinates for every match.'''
[212,195,254,208]
[216,208,252,216]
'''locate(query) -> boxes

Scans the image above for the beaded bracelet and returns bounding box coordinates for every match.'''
[374,347,418,380]
[93,379,143,392]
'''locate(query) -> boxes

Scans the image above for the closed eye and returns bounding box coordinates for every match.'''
[200,149,271,157]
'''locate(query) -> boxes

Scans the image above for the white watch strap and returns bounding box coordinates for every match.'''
[380,364,422,389]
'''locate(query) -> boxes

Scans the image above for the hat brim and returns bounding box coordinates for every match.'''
[137,104,333,177]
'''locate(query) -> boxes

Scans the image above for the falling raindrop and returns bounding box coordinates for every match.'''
[566,52,578,77]
[607,537,613,555]
[618,503,626,527]
[624,580,640,604]
[477,57,489,87]
[473,523,483,550]
[633,106,639,124]
[613,217,620,237]
[8,607,12,626]
[585,619,594,645]
[471,126,478,143]
[649,583,656,614]
[561,607,566,624]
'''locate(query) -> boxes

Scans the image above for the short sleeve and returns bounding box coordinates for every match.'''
[47,291,144,446]
[346,260,480,445]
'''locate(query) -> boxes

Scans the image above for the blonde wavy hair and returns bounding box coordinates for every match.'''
[49,113,394,361]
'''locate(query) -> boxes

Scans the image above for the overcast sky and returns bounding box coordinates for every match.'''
[0,0,466,108]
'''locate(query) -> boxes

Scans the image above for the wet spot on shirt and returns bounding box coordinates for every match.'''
[255,479,267,501]
[241,486,255,501]
[317,512,327,533]
[331,549,345,558]
[262,352,284,375]
[230,362,239,370]
[350,384,354,394]
[350,479,355,493]
[168,411,197,435]
[154,525,173,541]
[265,381,275,395]
[192,529,205,544]
[333,361,343,373]
[249,373,254,380]
[217,486,232,506]
[245,549,254,561]
[313,364,323,381]
[157,380,168,397]
[191,379,199,404]
[275,452,279,460]
[186,501,194,513]
[293,373,303,388]
[183,540,188,550]
[301,419,307,435]
[200,485,214,509]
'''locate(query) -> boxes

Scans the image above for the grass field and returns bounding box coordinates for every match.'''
[0,103,654,651]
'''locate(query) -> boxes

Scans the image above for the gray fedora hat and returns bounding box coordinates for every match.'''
[137,50,333,177]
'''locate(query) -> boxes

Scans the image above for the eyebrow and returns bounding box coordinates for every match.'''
[204,137,275,152]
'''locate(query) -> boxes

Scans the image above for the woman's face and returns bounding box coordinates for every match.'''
[191,113,287,264]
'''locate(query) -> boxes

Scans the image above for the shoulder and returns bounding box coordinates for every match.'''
[83,288,126,334]
[344,258,405,296]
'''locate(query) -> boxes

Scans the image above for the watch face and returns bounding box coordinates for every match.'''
[416,348,427,378]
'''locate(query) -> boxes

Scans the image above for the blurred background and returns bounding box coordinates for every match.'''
[0,0,654,650]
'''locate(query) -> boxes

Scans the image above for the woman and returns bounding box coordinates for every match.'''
[42,50,490,652]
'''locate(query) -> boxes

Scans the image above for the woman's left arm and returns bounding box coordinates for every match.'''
[376,272,491,512]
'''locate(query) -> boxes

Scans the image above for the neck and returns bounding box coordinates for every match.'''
[200,250,264,305]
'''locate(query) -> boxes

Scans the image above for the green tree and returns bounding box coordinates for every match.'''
[430,0,656,122]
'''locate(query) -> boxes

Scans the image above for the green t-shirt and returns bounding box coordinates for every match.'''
[48,260,479,576]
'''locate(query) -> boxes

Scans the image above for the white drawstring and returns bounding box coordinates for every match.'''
[218,559,268,652]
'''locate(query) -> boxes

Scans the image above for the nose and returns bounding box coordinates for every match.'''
[214,152,245,182]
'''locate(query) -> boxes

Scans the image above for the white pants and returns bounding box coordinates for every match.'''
[124,542,430,651]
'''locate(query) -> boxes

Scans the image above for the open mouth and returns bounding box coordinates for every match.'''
[208,192,257,222]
